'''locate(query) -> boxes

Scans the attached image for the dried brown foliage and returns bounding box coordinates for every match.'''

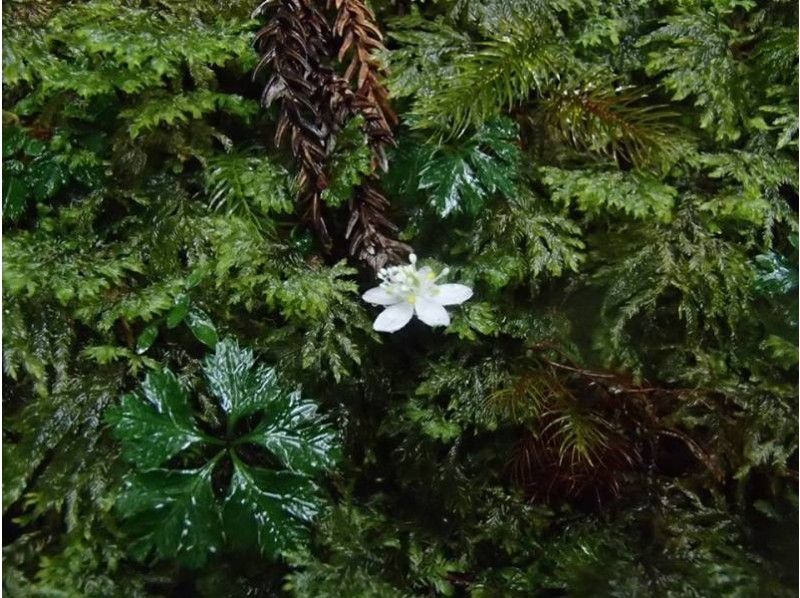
[346,185,410,271]
[330,0,397,171]
[254,0,408,269]
[499,346,721,505]
[254,0,334,244]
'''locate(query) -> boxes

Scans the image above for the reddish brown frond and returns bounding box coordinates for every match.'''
[254,0,334,245]
[328,0,408,269]
[329,0,398,170]
[254,0,407,267]
[346,184,411,271]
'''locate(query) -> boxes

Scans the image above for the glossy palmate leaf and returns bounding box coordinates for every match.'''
[111,339,339,566]
[108,370,210,469]
[239,389,340,473]
[418,118,519,217]
[118,462,223,569]
[223,454,320,555]
[204,339,281,429]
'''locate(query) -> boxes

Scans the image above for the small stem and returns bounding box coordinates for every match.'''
[200,433,226,446]
[202,449,226,475]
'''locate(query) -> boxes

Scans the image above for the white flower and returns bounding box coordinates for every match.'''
[362,254,473,333]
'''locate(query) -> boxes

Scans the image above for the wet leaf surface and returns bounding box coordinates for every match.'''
[111,339,339,566]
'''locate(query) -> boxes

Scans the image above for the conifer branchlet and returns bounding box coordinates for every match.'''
[254,0,408,269]
[254,0,334,245]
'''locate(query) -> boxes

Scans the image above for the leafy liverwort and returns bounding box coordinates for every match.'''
[362,254,473,333]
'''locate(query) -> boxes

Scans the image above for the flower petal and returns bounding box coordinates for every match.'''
[434,284,473,305]
[417,266,434,280]
[362,287,402,305]
[373,302,414,333]
[414,297,450,327]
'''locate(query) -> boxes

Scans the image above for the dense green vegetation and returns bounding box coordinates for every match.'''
[2,0,797,595]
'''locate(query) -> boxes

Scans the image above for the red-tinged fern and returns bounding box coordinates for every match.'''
[497,347,721,505]
[535,83,685,170]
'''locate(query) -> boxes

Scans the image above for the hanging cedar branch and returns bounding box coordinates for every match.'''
[330,0,398,171]
[329,0,410,270]
[254,0,408,269]
[345,184,409,271]
[253,0,333,245]
[318,61,407,271]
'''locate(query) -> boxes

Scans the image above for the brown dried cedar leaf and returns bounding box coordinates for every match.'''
[346,184,411,271]
[329,0,398,167]
[254,0,335,246]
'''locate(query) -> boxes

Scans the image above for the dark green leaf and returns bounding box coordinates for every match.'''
[108,370,208,468]
[203,338,279,428]
[117,462,223,568]
[23,138,47,157]
[3,127,26,157]
[239,390,339,474]
[110,338,338,566]
[418,118,519,217]
[420,152,483,216]
[136,322,160,354]
[28,160,67,202]
[754,252,797,295]
[186,308,218,348]
[223,455,319,557]
[166,294,190,328]
[3,175,29,221]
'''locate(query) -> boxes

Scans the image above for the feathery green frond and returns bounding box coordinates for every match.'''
[542,166,677,222]
[463,193,585,290]
[641,12,751,141]
[535,84,688,169]
[204,151,294,219]
[411,19,577,134]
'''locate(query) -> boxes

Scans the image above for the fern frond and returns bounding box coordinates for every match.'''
[753,26,798,87]
[411,19,576,135]
[451,0,587,35]
[3,373,122,510]
[464,192,585,290]
[592,207,758,370]
[121,91,258,139]
[326,0,409,269]
[535,84,688,170]
[697,151,797,242]
[640,12,750,141]
[204,151,294,220]
[541,166,677,222]
[385,15,470,100]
